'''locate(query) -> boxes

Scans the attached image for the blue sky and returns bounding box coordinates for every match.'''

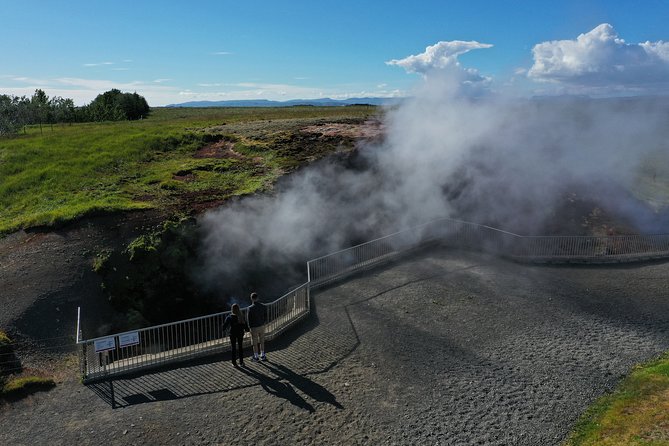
[2,0,669,105]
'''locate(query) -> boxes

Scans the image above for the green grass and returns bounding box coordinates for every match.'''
[565,353,669,446]
[0,106,376,234]
[0,330,56,400]
[1,376,56,399]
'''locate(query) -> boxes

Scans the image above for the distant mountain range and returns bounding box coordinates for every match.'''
[165,97,404,108]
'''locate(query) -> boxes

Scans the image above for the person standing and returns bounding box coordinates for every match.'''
[247,292,268,362]
[222,303,248,367]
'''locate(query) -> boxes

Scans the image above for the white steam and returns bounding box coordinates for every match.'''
[198,34,669,297]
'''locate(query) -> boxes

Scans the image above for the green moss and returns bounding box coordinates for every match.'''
[92,249,112,273]
[0,330,10,346]
[1,376,56,398]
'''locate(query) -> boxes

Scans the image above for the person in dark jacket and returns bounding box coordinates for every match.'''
[247,292,268,362]
[222,303,248,367]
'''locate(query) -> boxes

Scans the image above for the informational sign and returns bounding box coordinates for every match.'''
[118,331,140,348]
[94,337,116,353]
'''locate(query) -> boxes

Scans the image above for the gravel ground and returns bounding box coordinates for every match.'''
[2,247,669,445]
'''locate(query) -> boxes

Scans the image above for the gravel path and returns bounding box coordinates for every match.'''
[2,247,669,445]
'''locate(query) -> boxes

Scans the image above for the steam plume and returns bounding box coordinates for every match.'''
[197,38,669,299]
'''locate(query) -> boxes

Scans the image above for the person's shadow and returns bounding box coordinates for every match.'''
[238,366,315,413]
[261,361,343,409]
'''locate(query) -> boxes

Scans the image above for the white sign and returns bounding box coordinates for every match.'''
[119,332,140,348]
[94,337,116,353]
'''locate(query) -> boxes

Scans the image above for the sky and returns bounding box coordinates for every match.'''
[2,0,669,106]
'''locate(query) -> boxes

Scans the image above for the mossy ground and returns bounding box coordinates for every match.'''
[0,330,56,401]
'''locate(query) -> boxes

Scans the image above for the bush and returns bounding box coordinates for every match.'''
[92,249,112,273]
[85,89,150,122]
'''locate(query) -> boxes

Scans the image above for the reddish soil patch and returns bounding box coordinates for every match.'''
[175,188,233,214]
[300,119,384,140]
[172,173,196,182]
[194,140,245,160]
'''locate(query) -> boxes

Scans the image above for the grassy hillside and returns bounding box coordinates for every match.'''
[0,106,377,234]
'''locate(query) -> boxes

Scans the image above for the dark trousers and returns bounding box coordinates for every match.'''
[229,334,244,363]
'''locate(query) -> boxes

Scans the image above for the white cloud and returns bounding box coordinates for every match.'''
[212,51,233,56]
[83,62,114,67]
[528,23,669,91]
[387,40,492,76]
[10,76,51,85]
[1,76,179,105]
[386,40,494,95]
[2,76,404,106]
[176,82,404,103]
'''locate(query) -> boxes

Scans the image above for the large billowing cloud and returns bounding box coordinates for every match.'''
[529,23,669,90]
[387,40,493,85]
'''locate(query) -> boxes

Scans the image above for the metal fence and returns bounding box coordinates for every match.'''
[511,234,669,262]
[78,283,309,382]
[307,217,669,286]
[77,217,669,381]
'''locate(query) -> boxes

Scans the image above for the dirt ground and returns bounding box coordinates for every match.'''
[0,210,167,369]
[2,247,669,445]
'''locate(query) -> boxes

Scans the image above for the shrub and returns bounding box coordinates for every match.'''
[92,249,112,273]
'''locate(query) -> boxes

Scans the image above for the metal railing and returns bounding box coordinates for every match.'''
[307,218,455,287]
[511,234,669,261]
[77,217,669,381]
[78,284,309,381]
[307,217,669,286]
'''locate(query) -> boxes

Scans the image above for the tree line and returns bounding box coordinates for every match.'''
[0,89,150,136]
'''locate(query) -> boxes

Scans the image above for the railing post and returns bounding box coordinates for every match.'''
[75,307,87,379]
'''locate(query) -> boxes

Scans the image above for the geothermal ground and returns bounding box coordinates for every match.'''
[2,246,669,445]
